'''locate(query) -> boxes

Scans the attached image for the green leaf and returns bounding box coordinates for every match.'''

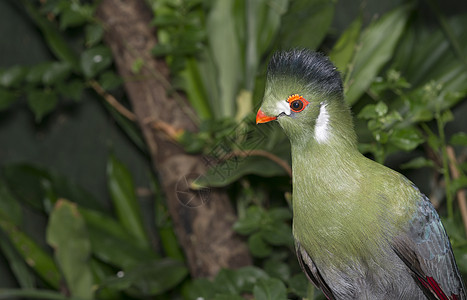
[357,104,378,119]
[26,89,58,122]
[198,155,287,188]
[0,66,27,88]
[98,71,123,91]
[248,232,272,258]
[261,222,293,247]
[279,0,335,50]
[107,155,148,246]
[329,16,363,73]
[345,5,411,104]
[56,79,84,101]
[0,288,83,300]
[2,163,104,213]
[26,62,54,84]
[450,132,467,146]
[264,259,290,282]
[206,0,241,117]
[85,23,104,47]
[0,88,18,111]
[0,220,61,288]
[288,273,309,298]
[179,57,212,119]
[86,221,156,270]
[233,206,263,235]
[21,0,80,71]
[81,46,113,79]
[253,278,287,300]
[42,62,72,85]
[400,157,435,169]
[450,176,467,195]
[0,179,22,225]
[46,200,94,299]
[233,266,269,292]
[389,127,424,151]
[375,101,388,116]
[59,2,94,30]
[268,207,292,222]
[0,232,36,289]
[100,259,187,296]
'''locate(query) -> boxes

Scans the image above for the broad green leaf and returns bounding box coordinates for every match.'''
[81,46,113,79]
[253,278,287,300]
[268,207,292,222]
[0,88,17,111]
[86,222,156,270]
[345,5,411,105]
[231,266,269,292]
[47,200,94,300]
[42,62,72,85]
[179,57,212,119]
[279,0,335,50]
[248,232,272,258]
[329,16,363,73]
[0,179,22,225]
[450,132,467,146]
[0,220,60,288]
[261,222,293,247]
[197,155,287,188]
[59,3,94,30]
[85,23,104,47]
[107,155,148,247]
[26,62,54,84]
[2,164,104,213]
[233,206,263,235]
[0,289,83,300]
[389,127,424,151]
[0,232,35,289]
[206,0,241,117]
[100,259,187,296]
[264,259,290,282]
[56,79,84,101]
[21,0,80,71]
[26,89,58,122]
[400,157,435,169]
[99,71,123,91]
[0,66,27,88]
[288,273,309,298]
[213,269,242,295]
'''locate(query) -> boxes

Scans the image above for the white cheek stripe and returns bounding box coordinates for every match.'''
[315,102,329,143]
[276,100,291,116]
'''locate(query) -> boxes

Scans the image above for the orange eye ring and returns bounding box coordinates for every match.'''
[287,94,309,113]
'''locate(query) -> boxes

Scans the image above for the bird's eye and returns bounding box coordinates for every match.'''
[290,100,303,112]
[287,94,309,113]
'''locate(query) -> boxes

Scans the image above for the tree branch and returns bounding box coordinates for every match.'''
[96,0,251,277]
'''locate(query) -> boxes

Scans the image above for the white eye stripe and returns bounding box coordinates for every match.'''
[315,102,329,143]
[276,100,291,116]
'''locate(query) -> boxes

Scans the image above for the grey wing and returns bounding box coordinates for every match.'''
[392,193,466,300]
[296,240,336,300]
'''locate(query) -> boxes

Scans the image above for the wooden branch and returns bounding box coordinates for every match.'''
[446,146,467,236]
[96,0,251,277]
[89,79,137,121]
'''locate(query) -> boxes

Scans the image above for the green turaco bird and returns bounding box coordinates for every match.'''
[256,49,466,300]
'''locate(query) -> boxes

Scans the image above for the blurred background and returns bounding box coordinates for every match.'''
[0,0,466,299]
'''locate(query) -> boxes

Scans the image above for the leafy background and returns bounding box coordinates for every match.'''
[0,0,467,299]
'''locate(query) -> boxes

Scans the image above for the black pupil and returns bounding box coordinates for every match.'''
[291,100,303,111]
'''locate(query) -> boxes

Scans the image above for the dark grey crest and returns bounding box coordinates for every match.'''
[267,49,343,97]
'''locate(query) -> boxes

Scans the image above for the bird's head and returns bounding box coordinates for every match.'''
[257,49,353,146]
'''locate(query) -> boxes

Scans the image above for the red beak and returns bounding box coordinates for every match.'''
[256,109,277,124]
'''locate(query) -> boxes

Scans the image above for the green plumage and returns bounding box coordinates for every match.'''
[257,49,465,299]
